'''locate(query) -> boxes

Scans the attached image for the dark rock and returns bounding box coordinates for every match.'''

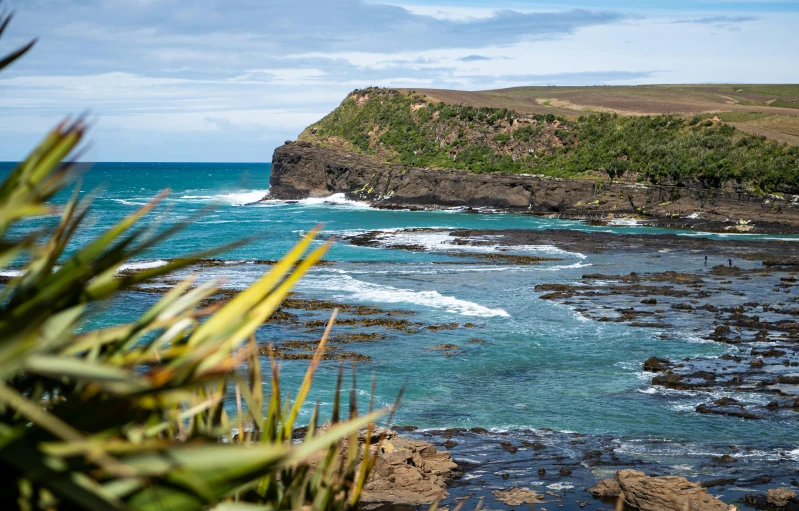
[499,441,518,454]
[643,356,671,372]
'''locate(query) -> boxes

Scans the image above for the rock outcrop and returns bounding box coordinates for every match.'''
[359,430,459,510]
[268,142,799,233]
[744,488,799,510]
[492,487,544,506]
[769,488,798,508]
[588,469,734,511]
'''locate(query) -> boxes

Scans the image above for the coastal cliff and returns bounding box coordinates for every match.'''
[270,141,799,232]
[268,87,799,232]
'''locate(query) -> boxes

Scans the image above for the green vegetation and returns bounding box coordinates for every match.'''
[307,88,799,191]
[724,84,799,97]
[771,100,799,110]
[0,13,384,511]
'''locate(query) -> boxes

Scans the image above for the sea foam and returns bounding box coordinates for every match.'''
[118,260,169,271]
[369,230,587,259]
[304,273,510,317]
[179,189,270,205]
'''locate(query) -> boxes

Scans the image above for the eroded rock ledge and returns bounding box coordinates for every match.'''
[589,470,735,511]
[268,142,799,233]
[357,430,459,511]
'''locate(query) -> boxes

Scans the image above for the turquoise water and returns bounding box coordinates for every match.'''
[4,161,799,453]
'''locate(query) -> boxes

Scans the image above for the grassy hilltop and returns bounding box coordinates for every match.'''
[300,87,799,193]
[409,85,799,145]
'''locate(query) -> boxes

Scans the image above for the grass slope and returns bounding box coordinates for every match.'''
[302,88,799,192]
[404,85,799,146]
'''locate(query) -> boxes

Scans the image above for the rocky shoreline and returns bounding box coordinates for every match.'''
[340,228,799,420]
[123,249,799,510]
[320,227,799,509]
[268,142,799,234]
[366,426,799,511]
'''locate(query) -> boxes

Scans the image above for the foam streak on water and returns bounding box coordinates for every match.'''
[303,273,510,318]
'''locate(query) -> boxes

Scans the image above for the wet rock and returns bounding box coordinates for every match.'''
[701,478,739,488]
[560,468,573,477]
[499,441,518,454]
[745,491,799,510]
[641,298,658,305]
[535,283,575,300]
[752,347,788,358]
[711,454,738,465]
[492,487,544,506]
[426,343,460,351]
[643,356,671,372]
[696,398,759,420]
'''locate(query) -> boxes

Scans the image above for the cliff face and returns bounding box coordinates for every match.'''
[269,141,799,232]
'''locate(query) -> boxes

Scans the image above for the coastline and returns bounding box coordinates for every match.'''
[268,141,799,235]
[122,242,799,509]
[257,142,799,509]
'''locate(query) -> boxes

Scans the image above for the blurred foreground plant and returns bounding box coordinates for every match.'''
[0,11,386,511]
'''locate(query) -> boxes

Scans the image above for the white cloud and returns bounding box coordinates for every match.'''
[0,0,796,161]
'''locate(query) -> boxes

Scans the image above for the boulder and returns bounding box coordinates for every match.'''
[768,488,797,507]
[643,356,670,372]
[359,434,459,510]
[589,470,733,511]
[588,477,621,498]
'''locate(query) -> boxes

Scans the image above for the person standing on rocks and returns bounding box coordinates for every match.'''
[728,257,733,267]
[705,255,708,265]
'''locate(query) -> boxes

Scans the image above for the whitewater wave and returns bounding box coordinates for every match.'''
[296,193,372,209]
[540,262,592,271]
[366,230,587,259]
[179,189,270,205]
[608,218,642,226]
[118,260,169,271]
[110,198,149,206]
[4,260,169,277]
[256,193,373,209]
[303,274,509,317]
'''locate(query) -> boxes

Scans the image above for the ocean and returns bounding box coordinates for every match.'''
[4,161,799,462]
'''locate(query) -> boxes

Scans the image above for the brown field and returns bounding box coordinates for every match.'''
[401,85,799,145]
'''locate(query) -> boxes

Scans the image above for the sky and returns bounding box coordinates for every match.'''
[0,0,797,162]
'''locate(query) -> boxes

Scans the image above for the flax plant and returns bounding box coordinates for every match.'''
[0,12,385,511]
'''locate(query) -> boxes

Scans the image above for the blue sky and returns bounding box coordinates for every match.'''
[0,0,797,162]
